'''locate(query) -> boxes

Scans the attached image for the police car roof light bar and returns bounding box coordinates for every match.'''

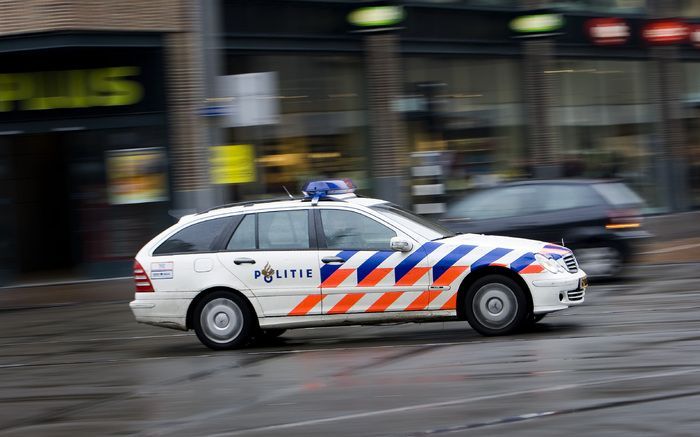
[301,179,357,203]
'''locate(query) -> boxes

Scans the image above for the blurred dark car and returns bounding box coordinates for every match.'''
[440,180,651,278]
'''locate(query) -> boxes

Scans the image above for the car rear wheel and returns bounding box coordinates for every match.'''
[193,291,254,350]
[465,275,528,336]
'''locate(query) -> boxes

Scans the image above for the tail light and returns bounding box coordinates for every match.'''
[606,208,642,230]
[134,260,154,292]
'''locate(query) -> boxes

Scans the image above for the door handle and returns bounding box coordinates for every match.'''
[234,257,256,265]
[322,256,346,264]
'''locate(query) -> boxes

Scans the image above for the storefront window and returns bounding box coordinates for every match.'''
[224,55,367,197]
[682,63,700,208]
[680,0,700,17]
[550,59,660,209]
[0,125,169,283]
[402,57,524,196]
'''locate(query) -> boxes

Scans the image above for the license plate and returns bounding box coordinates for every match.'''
[580,276,588,289]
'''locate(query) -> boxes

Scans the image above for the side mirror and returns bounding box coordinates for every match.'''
[390,236,413,252]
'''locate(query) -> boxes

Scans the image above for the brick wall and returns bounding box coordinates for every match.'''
[0,0,182,35]
[0,0,210,194]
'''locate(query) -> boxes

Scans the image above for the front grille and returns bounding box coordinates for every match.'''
[567,289,585,301]
[563,254,578,273]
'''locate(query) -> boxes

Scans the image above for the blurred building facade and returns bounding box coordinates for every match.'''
[2,0,700,282]
[0,0,208,282]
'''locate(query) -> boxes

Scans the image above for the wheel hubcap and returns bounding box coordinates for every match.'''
[486,297,504,315]
[214,312,229,328]
[200,298,244,344]
[473,283,517,329]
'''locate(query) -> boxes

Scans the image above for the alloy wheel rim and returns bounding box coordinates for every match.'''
[472,283,518,329]
[200,298,244,344]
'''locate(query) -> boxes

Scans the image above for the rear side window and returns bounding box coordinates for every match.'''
[537,185,601,212]
[593,182,644,206]
[258,210,310,250]
[153,217,231,255]
[226,214,256,251]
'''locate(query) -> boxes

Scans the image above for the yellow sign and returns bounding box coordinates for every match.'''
[106,148,168,205]
[0,66,143,112]
[211,144,256,184]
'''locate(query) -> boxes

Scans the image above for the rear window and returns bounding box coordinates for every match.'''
[592,183,644,206]
[153,217,231,255]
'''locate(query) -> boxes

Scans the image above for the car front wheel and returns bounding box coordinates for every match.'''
[193,291,254,350]
[465,275,528,336]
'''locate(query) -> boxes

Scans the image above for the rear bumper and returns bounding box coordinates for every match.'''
[529,269,587,314]
[129,293,193,331]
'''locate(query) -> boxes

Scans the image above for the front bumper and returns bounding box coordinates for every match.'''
[528,269,587,314]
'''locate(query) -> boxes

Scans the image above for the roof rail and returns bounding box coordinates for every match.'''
[198,197,295,214]
[300,194,354,204]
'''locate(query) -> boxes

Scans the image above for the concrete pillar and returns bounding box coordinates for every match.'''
[523,38,561,178]
[364,32,408,206]
[648,1,690,212]
[165,1,217,213]
[519,0,562,178]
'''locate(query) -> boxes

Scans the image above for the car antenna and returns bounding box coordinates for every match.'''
[561,238,565,247]
[282,185,294,199]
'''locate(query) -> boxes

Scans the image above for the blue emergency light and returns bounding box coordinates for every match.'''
[302,179,357,199]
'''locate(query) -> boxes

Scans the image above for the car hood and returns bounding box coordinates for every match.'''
[437,233,558,253]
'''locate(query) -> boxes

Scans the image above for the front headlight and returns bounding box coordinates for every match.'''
[535,253,561,274]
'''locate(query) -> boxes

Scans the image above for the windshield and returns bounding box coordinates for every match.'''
[370,203,455,241]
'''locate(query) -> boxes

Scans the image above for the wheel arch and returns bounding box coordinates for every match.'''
[455,266,533,320]
[186,287,260,330]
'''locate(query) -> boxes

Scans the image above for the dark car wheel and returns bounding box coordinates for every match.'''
[574,245,624,278]
[193,291,254,350]
[465,275,528,336]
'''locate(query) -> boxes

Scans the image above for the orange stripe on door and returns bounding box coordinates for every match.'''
[327,293,365,314]
[357,268,392,287]
[520,264,545,274]
[288,294,324,316]
[405,291,434,311]
[366,291,403,313]
[432,265,469,286]
[395,267,430,286]
[440,292,458,310]
[320,269,355,288]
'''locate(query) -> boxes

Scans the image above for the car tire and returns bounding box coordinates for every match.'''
[193,291,254,350]
[574,245,624,279]
[465,275,528,336]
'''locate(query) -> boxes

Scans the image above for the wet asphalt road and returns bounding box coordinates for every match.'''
[1,264,700,436]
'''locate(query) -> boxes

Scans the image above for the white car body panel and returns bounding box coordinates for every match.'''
[130,195,587,333]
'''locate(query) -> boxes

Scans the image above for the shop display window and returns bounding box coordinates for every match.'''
[225,55,368,197]
[682,62,700,208]
[550,59,660,209]
[402,57,525,197]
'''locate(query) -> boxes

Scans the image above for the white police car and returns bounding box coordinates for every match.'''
[130,179,587,350]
